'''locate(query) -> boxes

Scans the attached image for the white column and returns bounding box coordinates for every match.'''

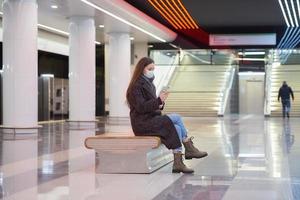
[108,33,131,117]
[133,42,148,67]
[2,0,38,127]
[69,16,95,121]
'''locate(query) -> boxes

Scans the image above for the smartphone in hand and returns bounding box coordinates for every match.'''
[161,86,170,93]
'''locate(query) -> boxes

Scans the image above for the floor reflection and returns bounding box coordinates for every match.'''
[0,116,299,199]
[153,175,232,200]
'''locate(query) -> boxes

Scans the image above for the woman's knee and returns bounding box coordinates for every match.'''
[174,124,182,139]
[171,113,182,122]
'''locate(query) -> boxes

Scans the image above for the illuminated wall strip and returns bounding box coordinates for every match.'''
[280,27,297,48]
[277,0,300,49]
[81,0,167,42]
[277,0,300,60]
[148,0,181,29]
[284,28,300,48]
[158,0,186,29]
[278,0,290,26]
[285,29,300,48]
[277,27,292,47]
[171,0,195,29]
[176,0,198,28]
[165,0,190,29]
[287,30,300,48]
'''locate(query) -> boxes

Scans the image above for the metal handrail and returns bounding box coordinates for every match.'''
[264,63,272,115]
[155,53,179,95]
[218,66,235,116]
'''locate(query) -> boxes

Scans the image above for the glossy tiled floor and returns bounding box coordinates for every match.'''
[0,115,299,200]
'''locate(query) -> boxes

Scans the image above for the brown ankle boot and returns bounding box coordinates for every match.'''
[183,137,208,160]
[172,152,194,173]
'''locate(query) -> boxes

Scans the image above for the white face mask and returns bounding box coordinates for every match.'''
[144,70,154,79]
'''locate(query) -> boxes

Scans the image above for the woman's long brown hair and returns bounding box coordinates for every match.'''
[126,57,154,108]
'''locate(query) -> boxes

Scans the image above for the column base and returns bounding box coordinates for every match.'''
[0,125,42,135]
[67,120,98,130]
[106,117,130,125]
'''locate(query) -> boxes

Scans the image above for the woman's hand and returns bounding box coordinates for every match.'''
[159,91,169,102]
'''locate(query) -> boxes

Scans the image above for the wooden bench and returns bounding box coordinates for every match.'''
[84,133,173,174]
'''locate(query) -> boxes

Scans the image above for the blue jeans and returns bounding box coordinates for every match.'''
[167,114,188,152]
[281,99,291,117]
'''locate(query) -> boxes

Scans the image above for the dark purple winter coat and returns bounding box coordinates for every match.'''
[127,76,181,149]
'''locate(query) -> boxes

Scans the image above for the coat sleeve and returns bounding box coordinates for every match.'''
[278,88,281,101]
[130,85,163,114]
[290,87,295,100]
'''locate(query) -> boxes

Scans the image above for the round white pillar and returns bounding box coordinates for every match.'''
[2,0,38,127]
[69,17,96,121]
[107,33,131,117]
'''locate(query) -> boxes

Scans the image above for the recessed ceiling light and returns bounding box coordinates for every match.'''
[80,0,167,42]
[130,37,135,40]
[51,5,58,9]
[99,25,105,28]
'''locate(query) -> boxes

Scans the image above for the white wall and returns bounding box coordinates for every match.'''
[239,72,265,114]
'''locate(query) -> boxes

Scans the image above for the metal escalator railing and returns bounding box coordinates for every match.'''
[218,66,235,116]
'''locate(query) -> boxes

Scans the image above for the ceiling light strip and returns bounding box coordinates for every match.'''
[158,0,186,29]
[235,58,267,61]
[297,0,300,21]
[165,0,190,29]
[238,52,266,55]
[81,0,167,42]
[291,0,299,26]
[278,0,290,26]
[171,0,194,29]
[148,0,181,29]
[38,24,69,36]
[176,0,198,28]
[284,0,295,26]
[38,24,101,44]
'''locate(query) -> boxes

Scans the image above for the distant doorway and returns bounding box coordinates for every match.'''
[239,72,265,115]
[246,80,264,114]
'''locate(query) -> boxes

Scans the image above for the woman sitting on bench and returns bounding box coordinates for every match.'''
[126,57,208,173]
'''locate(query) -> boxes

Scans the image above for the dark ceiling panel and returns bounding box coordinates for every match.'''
[125,0,287,48]
[183,0,285,27]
